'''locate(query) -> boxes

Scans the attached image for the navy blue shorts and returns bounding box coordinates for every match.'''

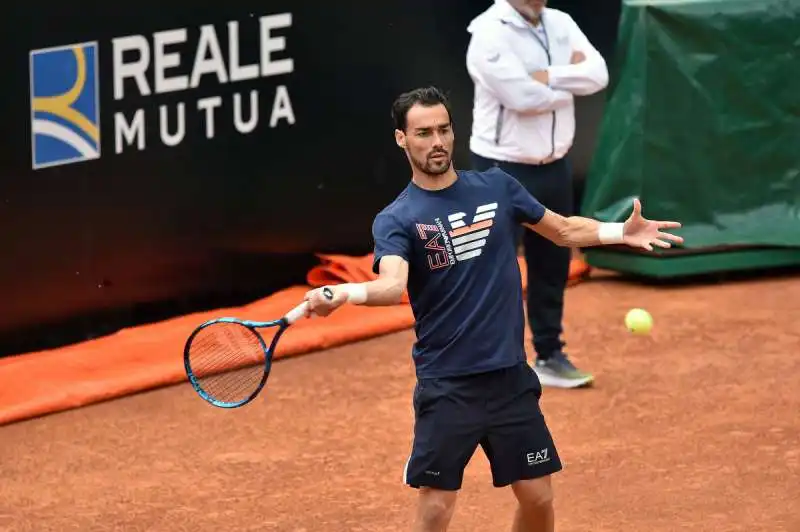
[404,362,562,490]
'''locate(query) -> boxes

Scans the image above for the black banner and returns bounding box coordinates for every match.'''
[1,1,620,354]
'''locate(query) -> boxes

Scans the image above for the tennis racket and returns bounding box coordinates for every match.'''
[183,287,333,408]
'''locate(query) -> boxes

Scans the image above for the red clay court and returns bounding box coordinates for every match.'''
[1,265,798,531]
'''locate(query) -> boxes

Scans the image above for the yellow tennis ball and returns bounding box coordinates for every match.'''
[625,308,653,334]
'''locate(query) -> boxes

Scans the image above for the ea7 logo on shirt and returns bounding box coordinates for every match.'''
[416,202,498,271]
[447,202,497,262]
[416,220,455,270]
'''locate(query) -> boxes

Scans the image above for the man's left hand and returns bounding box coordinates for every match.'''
[532,70,549,85]
[622,198,684,251]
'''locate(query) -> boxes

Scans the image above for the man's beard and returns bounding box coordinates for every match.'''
[411,150,451,176]
[520,8,542,24]
[516,3,545,24]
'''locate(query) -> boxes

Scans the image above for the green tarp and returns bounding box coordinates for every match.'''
[581,0,800,250]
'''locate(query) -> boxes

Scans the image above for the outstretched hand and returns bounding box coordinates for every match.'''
[622,198,684,251]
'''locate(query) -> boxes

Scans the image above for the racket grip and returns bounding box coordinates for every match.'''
[284,288,334,325]
[284,302,309,325]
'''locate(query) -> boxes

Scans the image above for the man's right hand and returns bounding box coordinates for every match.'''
[570,51,586,64]
[303,286,348,317]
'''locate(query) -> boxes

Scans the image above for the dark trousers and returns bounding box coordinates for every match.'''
[471,152,574,360]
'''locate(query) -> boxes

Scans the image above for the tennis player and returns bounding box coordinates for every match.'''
[304,87,682,532]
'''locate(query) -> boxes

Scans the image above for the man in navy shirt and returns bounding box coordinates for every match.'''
[304,87,682,532]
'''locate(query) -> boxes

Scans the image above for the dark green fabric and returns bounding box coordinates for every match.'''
[581,0,800,249]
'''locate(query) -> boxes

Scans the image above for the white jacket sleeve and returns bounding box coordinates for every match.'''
[546,15,609,96]
[467,30,572,114]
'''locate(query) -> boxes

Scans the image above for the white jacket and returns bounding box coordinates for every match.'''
[466,1,609,165]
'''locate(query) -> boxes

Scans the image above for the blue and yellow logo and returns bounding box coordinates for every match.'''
[29,42,100,170]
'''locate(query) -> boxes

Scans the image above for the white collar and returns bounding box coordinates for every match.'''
[493,0,546,29]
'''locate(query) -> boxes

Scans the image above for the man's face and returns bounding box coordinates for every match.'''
[396,103,454,176]
[507,0,547,22]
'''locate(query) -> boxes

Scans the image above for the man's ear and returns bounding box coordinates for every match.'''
[394,129,407,149]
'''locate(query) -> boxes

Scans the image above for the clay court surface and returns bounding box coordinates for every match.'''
[1,270,798,531]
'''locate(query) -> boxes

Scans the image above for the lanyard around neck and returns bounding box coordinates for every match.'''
[527,19,551,64]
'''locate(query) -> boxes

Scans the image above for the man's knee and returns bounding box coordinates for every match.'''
[512,476,554,513]
[416,488,458,530]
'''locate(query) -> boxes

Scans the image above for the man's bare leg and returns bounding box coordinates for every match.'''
[510,475,555,532]
[413,487,459,532]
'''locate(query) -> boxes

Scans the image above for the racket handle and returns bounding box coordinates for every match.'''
[284,302,308,325]
[284,287,335,325]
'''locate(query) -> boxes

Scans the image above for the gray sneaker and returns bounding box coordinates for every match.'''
[533,352,594,389]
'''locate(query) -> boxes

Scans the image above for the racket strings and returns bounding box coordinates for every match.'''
[188,323,269,404]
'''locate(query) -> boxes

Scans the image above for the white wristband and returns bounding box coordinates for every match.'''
[337,283,368,305]
[598,222,625,244]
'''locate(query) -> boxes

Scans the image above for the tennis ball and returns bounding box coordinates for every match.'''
[625,308,653,335]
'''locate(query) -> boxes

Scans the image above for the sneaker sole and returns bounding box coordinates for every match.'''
[534,370,595,389]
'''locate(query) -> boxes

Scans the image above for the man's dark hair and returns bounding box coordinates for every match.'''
[391,86,453,132]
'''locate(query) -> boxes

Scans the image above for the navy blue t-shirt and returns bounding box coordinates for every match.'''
[371,168,546,379]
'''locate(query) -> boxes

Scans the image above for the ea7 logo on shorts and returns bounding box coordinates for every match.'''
[527,448,550,466]
[447,202,497,263]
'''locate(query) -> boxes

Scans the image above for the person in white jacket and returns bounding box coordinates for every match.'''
[466,0,609,389]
